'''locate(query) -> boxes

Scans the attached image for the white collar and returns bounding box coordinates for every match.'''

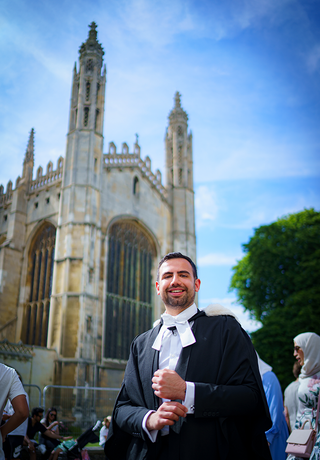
[152,303,197,351]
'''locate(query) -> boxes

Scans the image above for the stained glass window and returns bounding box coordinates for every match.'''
[23,223,56,346]
[104,221,156,360]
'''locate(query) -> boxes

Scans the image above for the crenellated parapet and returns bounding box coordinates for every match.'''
[103,141,167,200]
[29,157,64,193]
[0,181,13,207]
[0,156,64,207]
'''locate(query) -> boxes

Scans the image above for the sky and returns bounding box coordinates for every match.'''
[1,0,319,333]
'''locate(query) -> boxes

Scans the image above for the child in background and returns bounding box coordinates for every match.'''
[99,417,111,447]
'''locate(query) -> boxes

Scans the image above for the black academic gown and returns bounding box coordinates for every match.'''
[105,310,272,460]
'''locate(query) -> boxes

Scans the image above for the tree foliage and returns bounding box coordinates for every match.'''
[230,209,320,389]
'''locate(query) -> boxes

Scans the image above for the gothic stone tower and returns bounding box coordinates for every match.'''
[0,24,197,396]
[165,92,196,261]
[47,23,106,387]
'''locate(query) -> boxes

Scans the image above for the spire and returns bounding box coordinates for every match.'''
[174,91,181,108]
[79,22,104,64]
[22,128,34,181]
[88,21,98,41]
[25,128,34,163]
[169,91,188,124]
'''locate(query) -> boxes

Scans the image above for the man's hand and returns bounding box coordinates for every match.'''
[28,441,36,452]
[146,401,187,431]
[152,369,186,401]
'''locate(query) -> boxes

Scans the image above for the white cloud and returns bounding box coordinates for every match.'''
[198,296,262,333]
[306,45,320,74]
[223,192,320,230]
[195,185,219,226]
[195,136,320,183]
[113,0,194,48]
[198,253,240,267]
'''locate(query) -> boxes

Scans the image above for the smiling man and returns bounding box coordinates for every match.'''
[105,252,272,460]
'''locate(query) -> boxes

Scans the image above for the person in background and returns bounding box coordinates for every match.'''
[39,408,60,453]
[284,362,301,433]
[0,364,29,460]
[2,371,29,460]
[99,417,111,447]
[287,332,320,460]
[257,354,289,460]
[24,408,71,460]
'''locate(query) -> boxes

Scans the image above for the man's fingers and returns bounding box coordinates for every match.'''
[146,402,188,431]
[161,401,188,417]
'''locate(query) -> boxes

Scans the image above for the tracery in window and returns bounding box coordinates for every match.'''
[85,81,90,101]
[22,223,56,346]
[86,59,93,72]
[84,107,89,127]
[104,221,156,360]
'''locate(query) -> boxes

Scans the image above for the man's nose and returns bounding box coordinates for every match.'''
[170,274,181,285]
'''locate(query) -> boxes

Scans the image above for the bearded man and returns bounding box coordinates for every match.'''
[105,252,272,460]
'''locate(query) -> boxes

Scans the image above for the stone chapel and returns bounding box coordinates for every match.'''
[0,23,196,390]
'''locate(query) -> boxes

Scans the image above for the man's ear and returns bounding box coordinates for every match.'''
[195,279,201,292]
[156,281,160,296]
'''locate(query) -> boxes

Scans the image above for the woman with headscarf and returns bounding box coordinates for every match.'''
[287,332,320,460]
[257,354,289,460]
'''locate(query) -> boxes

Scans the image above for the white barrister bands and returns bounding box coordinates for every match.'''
[152,303,197,350]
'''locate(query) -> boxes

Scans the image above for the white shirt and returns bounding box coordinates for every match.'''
[142,304,197,442]
[0,364,27,460]
[4,394,29,436]
[99,426,109,446]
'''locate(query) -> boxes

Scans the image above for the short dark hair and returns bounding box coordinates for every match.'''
[31,407,44,417]
[157,252,198,281]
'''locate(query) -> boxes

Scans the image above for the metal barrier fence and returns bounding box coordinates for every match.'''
[42,385,120,436]
[24,384,42,408]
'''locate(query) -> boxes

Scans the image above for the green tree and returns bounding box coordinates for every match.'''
[230,208,320,389]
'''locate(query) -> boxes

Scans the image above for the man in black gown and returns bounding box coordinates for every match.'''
[105,252,272,460]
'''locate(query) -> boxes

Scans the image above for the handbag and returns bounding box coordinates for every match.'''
[285,392,320,458]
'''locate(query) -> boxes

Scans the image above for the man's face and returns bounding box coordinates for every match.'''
[35,412,43,421]
[156,258,200,313]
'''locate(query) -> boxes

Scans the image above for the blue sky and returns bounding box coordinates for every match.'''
[1,0,319,332]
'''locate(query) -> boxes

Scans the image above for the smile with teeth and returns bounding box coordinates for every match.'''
[169,289,185,295]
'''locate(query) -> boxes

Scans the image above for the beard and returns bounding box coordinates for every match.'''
[161,287,195,309]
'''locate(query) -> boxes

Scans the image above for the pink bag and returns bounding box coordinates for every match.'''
[81,449,90,460]
[285,426,316,458]
[286,395,320,459]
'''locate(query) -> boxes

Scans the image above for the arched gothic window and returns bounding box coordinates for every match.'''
[22,223,56,346]
[133,176,139,195]
[104,221,156,360]
[85,81,91,101]
[84,107,89,127]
